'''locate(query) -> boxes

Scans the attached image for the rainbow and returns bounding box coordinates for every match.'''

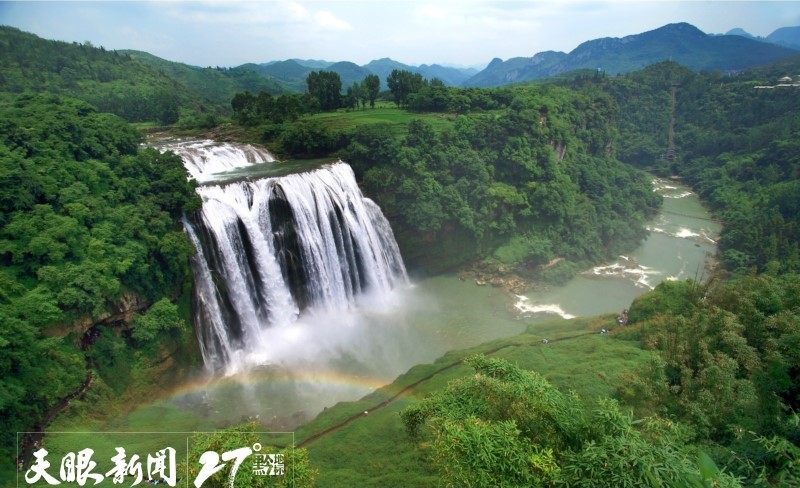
[161,368,393,402]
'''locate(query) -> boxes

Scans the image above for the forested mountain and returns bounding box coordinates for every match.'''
[362,58,475,88]
[0,94,200,476]
[326,61,374,88]
[240,59,315,92]
[121,50,288,104]
[465,22,798,87]
[593,57,800,274]
[0,26,240,124]
[725,25,800,49]
[242,56,475,91]
[290,58,335,69]
[338,85,661,273]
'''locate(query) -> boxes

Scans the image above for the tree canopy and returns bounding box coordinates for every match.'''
[0,94,199,474]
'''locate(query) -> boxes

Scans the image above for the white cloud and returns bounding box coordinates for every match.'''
[314,10,352,31]
[161,1,312,26]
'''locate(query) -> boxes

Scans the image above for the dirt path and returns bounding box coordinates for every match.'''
[297,331,594,448]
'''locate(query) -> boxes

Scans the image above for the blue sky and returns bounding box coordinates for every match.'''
[1,1,798,68]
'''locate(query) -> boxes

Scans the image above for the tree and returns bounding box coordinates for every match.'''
[305,70,342,111]
[362,74,380,108]
[344,81,363,110]
[386,69,423,108]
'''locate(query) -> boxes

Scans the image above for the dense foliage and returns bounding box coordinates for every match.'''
[600,59,800,274]
[123,50,287,106]
[401,355,740,487]
[0,94,199,475]
[305,70,343,111]
[344,85,660,272]
[0,26,236,124]
[621,274,800,485]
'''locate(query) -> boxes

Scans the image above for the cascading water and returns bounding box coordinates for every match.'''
[173,141,408,375]
[152,138,276,182]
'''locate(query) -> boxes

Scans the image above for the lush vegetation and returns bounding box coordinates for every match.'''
[296,316,652,487]
[3,23,800,488]
[0,93,199,477]
[598,59,800,274]
[123,50,287,106]
[353,84,659,273]
[387,59,800,486]
[618,274,800,485]
[231,73,660,274]
[401,355,739,487]
[0,26,245,126]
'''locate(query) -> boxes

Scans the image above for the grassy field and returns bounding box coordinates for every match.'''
[307,104,458,138]
[296,315,653,488]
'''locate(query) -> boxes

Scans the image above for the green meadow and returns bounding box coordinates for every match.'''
[295,316,652,487]
[307,104,459,138]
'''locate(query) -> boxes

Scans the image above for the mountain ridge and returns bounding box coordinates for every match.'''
[464,22,798,87]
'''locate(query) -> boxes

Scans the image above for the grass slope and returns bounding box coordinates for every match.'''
[296,315,652,487]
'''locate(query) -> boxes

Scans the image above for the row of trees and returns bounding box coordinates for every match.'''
[231,71,382,124]
[306,71,380,111]
[232,67,463,127]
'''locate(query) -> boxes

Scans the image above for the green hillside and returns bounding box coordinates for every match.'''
[122,50,290,105]
[0,26,219,124]
[601,58,800,274]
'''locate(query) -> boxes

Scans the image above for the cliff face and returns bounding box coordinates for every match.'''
[44,291,149,339]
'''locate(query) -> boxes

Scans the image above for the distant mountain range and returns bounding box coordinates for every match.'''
[725,26,800,50]
[1,21,798,116]
[463,23,799,87]
[236,57,477,91]
[220,22,798,90]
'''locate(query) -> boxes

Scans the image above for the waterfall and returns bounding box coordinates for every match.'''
[153,138,275,182]
[181,151,408,374]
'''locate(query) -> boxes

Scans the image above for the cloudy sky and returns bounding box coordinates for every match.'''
[1,1,798,68]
